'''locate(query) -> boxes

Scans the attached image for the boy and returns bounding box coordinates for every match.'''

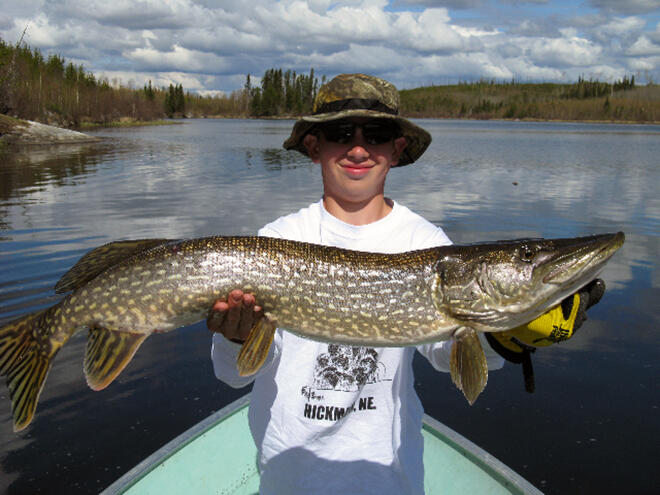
[208,73,603,494]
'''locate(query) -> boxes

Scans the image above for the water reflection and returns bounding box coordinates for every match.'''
[256,148,311,171]
[0,143,106,199]
[0,119,658,495]
[0,144,105,233]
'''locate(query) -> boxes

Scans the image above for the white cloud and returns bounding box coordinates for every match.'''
[628,56,660,72]
[592,16,647,43]
[292,43,405,75]
[179,26,272,56]
[648,21,660,43]
[1,0,658,93]
[394,8,475,53]
[525,33,602,67]
[125,44,231,73]
[57,0,207,29]
[94,70,210,91]
[396,0,484,7]
[197,89,226,97]
[251,1,394,48]
[589,0,660,15]
[627,36,660,56]
[12,14,66,48]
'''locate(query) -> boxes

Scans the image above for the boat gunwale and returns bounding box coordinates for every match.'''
[100,394,252,495]
[101,393,542,495]
[421,414,543,495]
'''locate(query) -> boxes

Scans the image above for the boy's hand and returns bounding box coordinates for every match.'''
[486,279,606,392]
[207,289,263,343]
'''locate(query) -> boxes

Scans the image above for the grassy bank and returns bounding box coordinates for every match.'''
[78,119,182,130]
[399,80,660,123]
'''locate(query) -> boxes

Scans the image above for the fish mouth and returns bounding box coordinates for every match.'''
[541,231,625,284]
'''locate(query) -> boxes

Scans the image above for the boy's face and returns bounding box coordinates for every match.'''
[303,118,407,207]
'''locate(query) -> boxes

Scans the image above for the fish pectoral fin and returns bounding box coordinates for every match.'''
[55,238,174,293]
[450,327,488,405]
[84,327,149,391]
[236,313,277,377]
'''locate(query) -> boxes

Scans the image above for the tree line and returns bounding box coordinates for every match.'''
[0,36,251,126]
[0,34,322,126]
[1,36,164,125]
[399,77,657,123]
[1,35,657,127]
[563,75,636,99]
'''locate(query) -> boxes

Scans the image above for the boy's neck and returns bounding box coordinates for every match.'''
[322,195,393,226]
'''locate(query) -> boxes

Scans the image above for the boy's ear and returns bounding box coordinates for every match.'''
[391,136,407,166]
[303,134,321,162]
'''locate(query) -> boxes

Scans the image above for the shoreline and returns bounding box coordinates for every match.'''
[404,115,660,125]
[0,114,99,147]
[198,114,660,125]
[2,113,658,149]
[78,119,182,130]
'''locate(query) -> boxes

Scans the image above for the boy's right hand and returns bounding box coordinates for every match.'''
[207,289,263,343]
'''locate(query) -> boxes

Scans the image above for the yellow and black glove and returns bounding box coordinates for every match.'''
[485,279,606,393]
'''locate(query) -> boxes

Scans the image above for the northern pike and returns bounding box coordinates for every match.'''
[0,232,624,431]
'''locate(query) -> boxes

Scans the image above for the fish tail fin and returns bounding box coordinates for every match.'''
[0,308,65,432]
[450,327,488,405]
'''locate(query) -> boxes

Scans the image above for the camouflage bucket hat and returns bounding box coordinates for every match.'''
[283,73,431,167]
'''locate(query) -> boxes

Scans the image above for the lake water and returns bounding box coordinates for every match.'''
[0,119,658,494]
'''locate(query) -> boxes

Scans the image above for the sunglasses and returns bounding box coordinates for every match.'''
[317,120,399,145]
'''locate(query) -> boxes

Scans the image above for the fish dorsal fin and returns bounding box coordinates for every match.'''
[84,327,149,391]
[55,239,173,293]
[237,313,277,376]
[450,327,488,405]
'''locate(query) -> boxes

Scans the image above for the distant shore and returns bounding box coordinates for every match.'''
[78,119,181,130]
[2,112,658,149]
[398,82,660,124]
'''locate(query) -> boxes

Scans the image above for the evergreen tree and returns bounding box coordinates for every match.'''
[165,84,175,116]
[164,83,185,116]
[143,80,155,101]
[175,84,185,113]
[247,67,320,117]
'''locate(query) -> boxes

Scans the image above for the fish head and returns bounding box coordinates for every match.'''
[432,232,625,331]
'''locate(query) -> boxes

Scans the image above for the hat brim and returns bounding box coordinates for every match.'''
[282,109,431,167]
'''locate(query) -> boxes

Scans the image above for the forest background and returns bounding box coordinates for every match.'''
[1,36,659,129]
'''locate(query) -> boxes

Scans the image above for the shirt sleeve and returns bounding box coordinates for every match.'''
[211,334,252,388]
[211,331,282,388]
[417,334,504,373]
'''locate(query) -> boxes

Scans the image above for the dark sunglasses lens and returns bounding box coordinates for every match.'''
[362,123,397,144]
[320,123,355,144]
[319,121,397,145]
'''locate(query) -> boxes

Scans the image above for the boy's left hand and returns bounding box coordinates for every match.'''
[485,279,606,392]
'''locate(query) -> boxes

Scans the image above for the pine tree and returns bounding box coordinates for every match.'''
[143,80,155,101]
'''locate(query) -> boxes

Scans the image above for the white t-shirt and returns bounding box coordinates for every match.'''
[211,199,503,495]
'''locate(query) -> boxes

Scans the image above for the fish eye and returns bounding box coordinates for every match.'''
[518,244,537,262]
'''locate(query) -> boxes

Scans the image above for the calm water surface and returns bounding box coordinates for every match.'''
[0,119,658,494]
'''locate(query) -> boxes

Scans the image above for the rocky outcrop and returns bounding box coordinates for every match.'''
[0,114,99,145]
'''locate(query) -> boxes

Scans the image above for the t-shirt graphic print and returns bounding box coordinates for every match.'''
[300,343,395,423]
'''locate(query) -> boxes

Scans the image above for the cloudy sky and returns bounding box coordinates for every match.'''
[2,0,660,95]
